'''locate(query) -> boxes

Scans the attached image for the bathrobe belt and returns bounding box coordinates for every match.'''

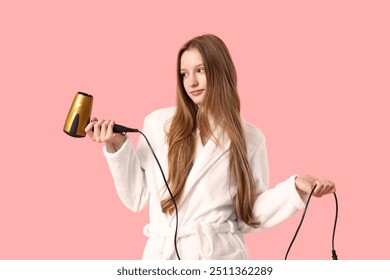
[143,220,241,259]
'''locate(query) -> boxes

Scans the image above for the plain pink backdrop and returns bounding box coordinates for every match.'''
[1,0,389,259]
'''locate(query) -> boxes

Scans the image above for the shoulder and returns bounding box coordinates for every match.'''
[145,107,176,121]
[243,121,267,154]
[143,107,176,133]
[243,121,266,143]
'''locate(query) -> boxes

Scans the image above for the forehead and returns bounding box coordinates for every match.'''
[180,48,204,69]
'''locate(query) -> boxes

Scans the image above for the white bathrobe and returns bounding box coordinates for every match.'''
[103,107,306,259]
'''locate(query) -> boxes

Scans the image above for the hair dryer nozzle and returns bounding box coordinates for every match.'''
[63,92,93,137]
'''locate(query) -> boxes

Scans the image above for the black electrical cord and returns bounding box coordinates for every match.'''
[284,186,339,260]
[136,130,339,261]
[331,192,339,260]
[138,131,181,260]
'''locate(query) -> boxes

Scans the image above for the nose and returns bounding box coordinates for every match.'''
[188,74,199,87]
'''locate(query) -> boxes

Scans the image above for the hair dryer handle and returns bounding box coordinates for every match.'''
[113,124,139,133]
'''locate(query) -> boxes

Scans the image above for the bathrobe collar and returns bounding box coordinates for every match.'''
[163,114,247,224]
[174,124,231,211]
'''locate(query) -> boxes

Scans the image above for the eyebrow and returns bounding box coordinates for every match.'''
[180,64,204,71]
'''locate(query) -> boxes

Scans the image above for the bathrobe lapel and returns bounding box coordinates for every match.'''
[176,126,231,210]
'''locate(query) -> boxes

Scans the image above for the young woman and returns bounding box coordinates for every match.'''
[85,34,336,260]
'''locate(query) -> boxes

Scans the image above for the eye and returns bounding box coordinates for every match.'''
[180,72,189,77]
[197,67,205,73]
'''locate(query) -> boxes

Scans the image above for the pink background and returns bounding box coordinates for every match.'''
[1,0,389,260]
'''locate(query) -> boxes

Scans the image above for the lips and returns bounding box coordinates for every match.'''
[190,89,204,96]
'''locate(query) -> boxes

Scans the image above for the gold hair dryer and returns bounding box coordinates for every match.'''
[63,92,138,138]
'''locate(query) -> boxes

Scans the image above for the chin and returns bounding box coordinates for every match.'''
[192,98,204,105]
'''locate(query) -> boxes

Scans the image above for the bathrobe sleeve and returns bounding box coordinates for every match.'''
[102,116,155,213]
[238,125,308,234]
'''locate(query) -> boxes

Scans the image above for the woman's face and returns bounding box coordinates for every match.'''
[180,48,207,106]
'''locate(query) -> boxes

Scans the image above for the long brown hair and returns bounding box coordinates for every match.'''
[163,34,260,227]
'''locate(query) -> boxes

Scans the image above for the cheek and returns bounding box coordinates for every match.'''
[200,76,207,87]
[183,80,190,93]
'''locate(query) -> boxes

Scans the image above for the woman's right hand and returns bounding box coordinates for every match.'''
[84,117,127,153]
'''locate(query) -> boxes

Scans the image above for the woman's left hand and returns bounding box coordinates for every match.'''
[295,174,336,198]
